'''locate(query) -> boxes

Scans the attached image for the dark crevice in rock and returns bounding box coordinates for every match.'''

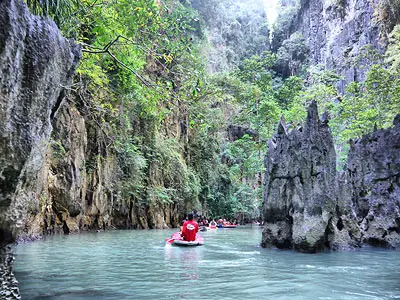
[273,174,302,181]
[62,221,70,235]
[324,218,334,249]
[337,218,344,231]
[128,199,133,224]
[372,173,400,183]
[50,89,66,121]
[367,237,389,248]
[0,229,13,248]
[0,167,20,205]
[86,190,93,206]
[388,226,400,234]
[276,239,293,249]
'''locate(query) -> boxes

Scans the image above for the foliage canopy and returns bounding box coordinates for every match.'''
[25,0,400,222]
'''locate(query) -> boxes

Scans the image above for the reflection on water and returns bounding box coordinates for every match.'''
[164,244,202,281]
[13,227,400,300]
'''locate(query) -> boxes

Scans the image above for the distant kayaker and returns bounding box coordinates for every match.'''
[181,213,199,241]
[179,220,186,234]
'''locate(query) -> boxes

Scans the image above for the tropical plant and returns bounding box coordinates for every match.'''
[386,24,400,71]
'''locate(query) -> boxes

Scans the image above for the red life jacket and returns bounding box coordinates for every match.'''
[181,220,199,241]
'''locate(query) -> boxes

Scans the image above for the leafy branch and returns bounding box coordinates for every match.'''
[81,35,151,87]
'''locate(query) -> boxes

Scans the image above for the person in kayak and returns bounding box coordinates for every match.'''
[180,220,185,233]
[181,213,199,241]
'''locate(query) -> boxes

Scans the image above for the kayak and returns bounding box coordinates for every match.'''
[173,238,204,246]
[209,225,217,229]
[165,232,204,246]
[218,224,237,228]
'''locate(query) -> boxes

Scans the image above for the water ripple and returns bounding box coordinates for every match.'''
[13,228,400,300]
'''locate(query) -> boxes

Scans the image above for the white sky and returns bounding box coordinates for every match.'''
[263,0,279,25]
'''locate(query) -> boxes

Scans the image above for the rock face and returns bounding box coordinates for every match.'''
[0,246,20,299]
[262,102,345,252]
[37,101,180,235]
[37,102,117,235]
[346,116,400,248]
[0,0,184,243]
[262,103,400,251]
[305,0,381,82]
[277,0,384,88]
[0,0,81,245]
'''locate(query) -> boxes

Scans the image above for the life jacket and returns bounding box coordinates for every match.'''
[181,220,199,241]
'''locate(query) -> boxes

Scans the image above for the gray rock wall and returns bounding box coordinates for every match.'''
[38,101,179,234]
[262,102,356,252]
[37,101,117,235]
[262,103,400,251]
[0,0,185,243]
[281,0,384,88]
[0,0,80,244]
[346,116,400,248]
[0,246,20,299]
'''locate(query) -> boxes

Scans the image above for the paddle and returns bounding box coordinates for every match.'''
[165,232,183,244]
[165,238,174,243]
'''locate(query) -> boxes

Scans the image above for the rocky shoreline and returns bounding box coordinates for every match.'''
[0,246,20,300]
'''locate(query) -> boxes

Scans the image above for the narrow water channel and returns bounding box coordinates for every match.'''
[13,226,400,299]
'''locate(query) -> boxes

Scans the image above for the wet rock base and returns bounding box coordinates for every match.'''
[0,246,20,300]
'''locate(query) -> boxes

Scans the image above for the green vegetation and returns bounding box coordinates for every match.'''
[386,24,400,70]
[189,0,270,72]
[25,0,400,222]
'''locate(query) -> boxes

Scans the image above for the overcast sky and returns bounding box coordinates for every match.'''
[264,0,279,25]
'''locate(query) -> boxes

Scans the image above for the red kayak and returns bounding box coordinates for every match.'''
[223,224,237,228]
[165,232,204,246]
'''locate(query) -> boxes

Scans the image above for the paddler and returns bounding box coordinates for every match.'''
[181,213,199,241]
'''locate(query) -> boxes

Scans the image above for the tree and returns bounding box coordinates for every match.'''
[276,32,309,76]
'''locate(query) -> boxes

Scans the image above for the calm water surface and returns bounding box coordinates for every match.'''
[13,226,400,299]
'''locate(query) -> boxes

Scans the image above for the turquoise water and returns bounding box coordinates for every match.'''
[13,226,400,299]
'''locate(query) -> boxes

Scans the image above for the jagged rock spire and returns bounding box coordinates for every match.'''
[277,114,288,136]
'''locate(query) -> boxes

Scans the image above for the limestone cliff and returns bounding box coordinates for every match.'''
[36,100,181,236]
[0,0,80,245]
[37,101,117,235]
[0,0,186,245]
[262,102,400,251]
[345,116,400,248]
[262,102,358,252]
[274,0,385,87]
